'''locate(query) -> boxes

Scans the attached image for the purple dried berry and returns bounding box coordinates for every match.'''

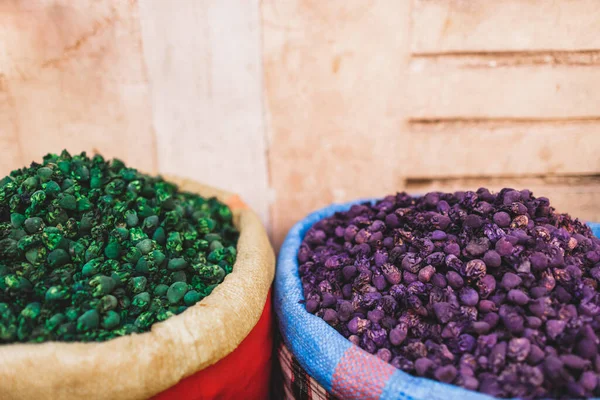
[507,289,530,305]
[415,357,434,376]
[501,272,522,290]
[508,337,531,362]
[389,323,408,346]
[459,287,479,307]
[434,365,458,383]
[493,211,511,228]
[462,259,487,279]
[495,237,514,257]
[482,250,501,268]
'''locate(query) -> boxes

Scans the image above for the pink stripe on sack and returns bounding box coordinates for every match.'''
[331,346,396,399]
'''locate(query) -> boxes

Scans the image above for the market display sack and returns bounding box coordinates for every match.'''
[275,199,600,400]
[0,177,275,400]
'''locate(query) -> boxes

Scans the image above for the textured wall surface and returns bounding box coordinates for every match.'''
[1,0,599,249]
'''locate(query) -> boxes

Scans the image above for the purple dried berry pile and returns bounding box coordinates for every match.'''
[298,188,600,398]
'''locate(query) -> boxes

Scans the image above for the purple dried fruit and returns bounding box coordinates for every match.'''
[415,357,434,376]
[446,271,464,290]
[433,302,455,324]
[546,319,566,340]
[434,364,457,383]
[376,348,392,363]
[465,237,490,257]
[462,259,487,279]
[507,289,530,305]
[580,371,598,391]
[507,337,531,362]
[401,253,422,273]
[444,242,461,256]
[482,250,501,268]
[389,323,408,346]
[500,272,522,290]
[495,237,514,257]
[459,287,479,307]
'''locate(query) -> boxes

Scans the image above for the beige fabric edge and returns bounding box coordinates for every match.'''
[0,177,275,400]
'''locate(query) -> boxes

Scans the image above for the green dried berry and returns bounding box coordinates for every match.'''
[37,167,53,182]
[10,213,25,228]
[104,241,121,259]
[124,246,142,264]
[129,227,147,244]
[172,271,187,283]
[30,190,47,209]
[42,227,63,250]
[132,292,151,310]
[43,181,61,197]
[25,246,45,265]
[167,282,188,304]
[23,217,44,234]
[136,238,153,255]
[81,258,102,277]
[149,250,166,267]
[125,210,139,227]
[142,215,159,231]
[166,232,183,255]
[134,311,155,330]
[167,258,188,271]
[89,275,116,297]
[130,276,147,294]
[0,151,238,343]
[98,295,118,312]
[77,310,99,332]
[77,197,92,212]
[135,257,149,275]
[85,242,103,262]
[47,249,70,268]
[210,241,224,251]
[153,284,169,297]
[45,286,70,302]
[102,311,121,330]
[46,313,66,332]
[152,227,166,245]
[183,290,202,306]
[22,177,38,192]
[21,302,41,320]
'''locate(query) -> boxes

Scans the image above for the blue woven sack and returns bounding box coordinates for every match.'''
[275,198,600,400]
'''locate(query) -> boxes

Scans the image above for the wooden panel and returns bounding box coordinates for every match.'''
[406,176,600,224]
[262,1,412,247]
[406,121,600,178]
[407,57,600,119]
[139,0,270,225]
[0,1,156,175]
[412,0,600,54]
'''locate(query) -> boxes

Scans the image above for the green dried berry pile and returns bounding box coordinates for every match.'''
[0,151,238,343]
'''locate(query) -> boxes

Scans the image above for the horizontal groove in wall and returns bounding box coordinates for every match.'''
[412,49,600,58]
[410,50,600,68]
[406,174,600,188]
[408,117,600,126]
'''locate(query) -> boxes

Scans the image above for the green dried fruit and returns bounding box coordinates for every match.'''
[167,282,188,304]
[0,151,238,343]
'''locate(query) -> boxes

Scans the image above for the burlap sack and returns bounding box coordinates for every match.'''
[0,177,275,400]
